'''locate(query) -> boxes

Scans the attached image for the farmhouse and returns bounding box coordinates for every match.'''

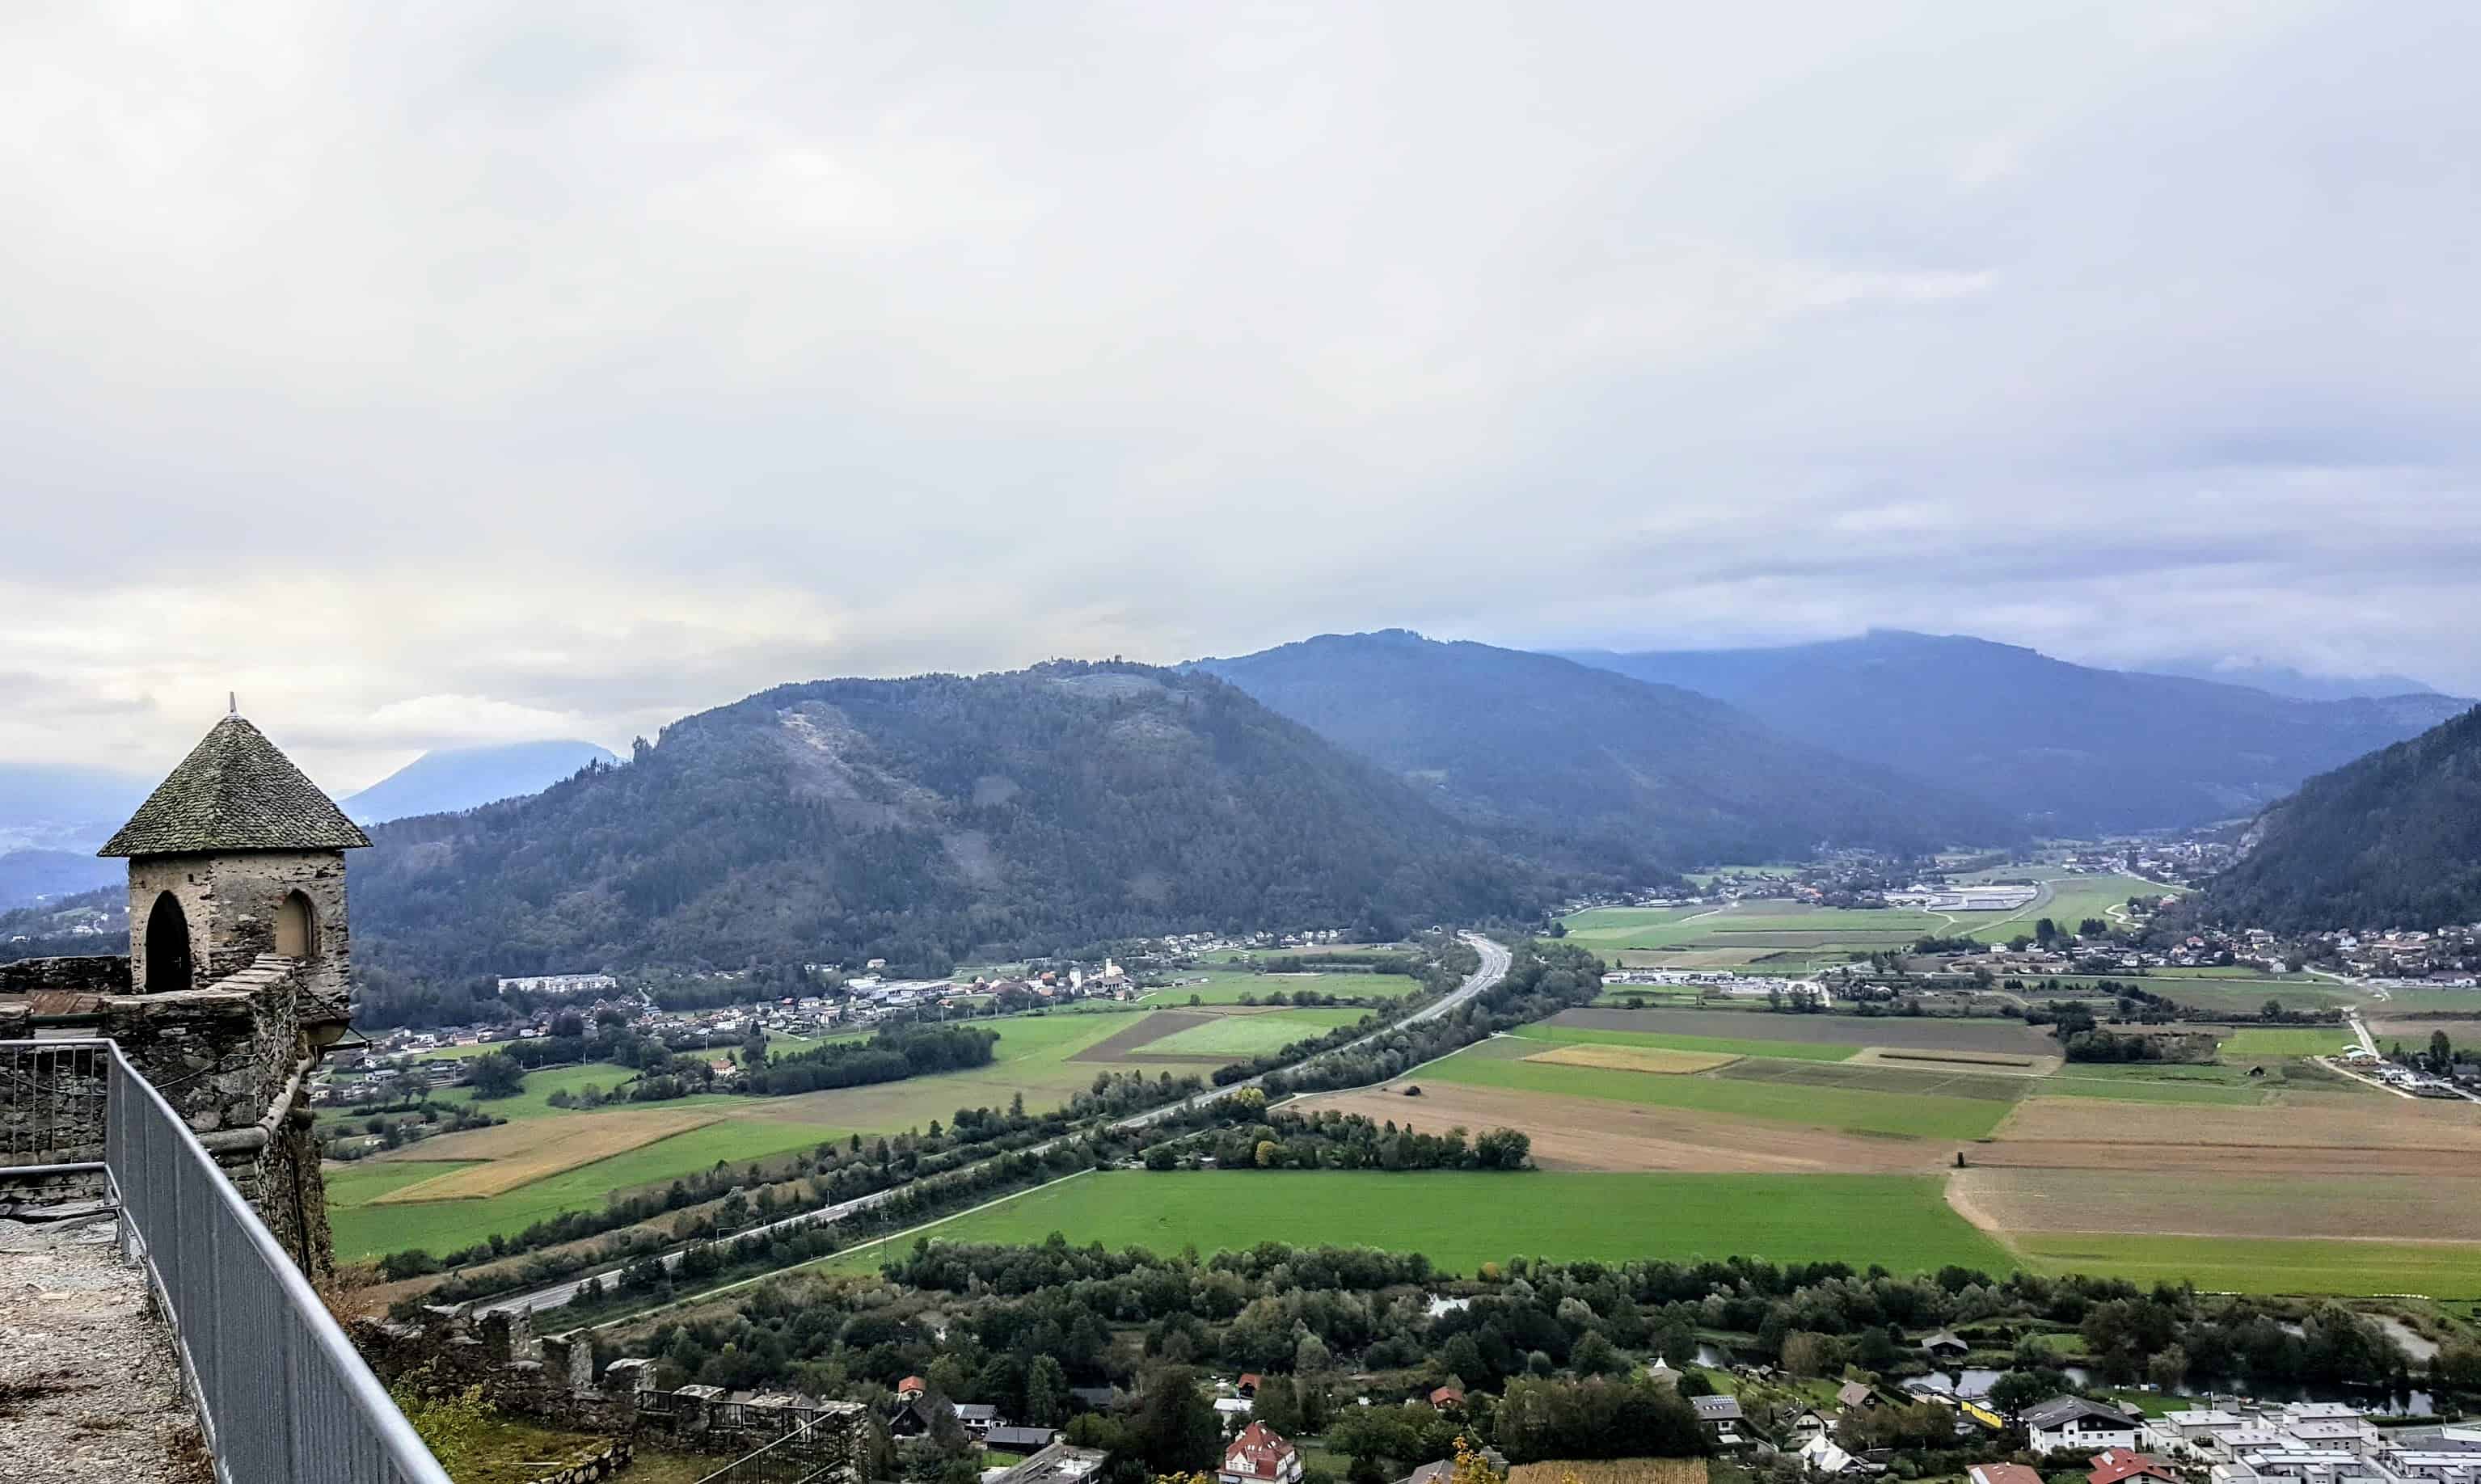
[1220,1423,1303,1484]
[2026,1396,2144,1455]
[1922,1328,1972,1361]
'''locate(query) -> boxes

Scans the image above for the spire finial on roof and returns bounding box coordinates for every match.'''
[229,690,238,716]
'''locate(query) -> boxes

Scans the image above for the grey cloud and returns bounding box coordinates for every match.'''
[1,0,2476,782]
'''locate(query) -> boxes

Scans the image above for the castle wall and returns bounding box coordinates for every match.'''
[0,955,132,994]
[91,959,335,1281]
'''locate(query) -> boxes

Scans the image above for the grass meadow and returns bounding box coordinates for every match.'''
[813,1170,2016,1276]
[1425,1041,2011,1140]
[1145,1007,1370,1056]
[2217,1027,2364,1059]
[328,1115,842,1259]
[2015,1231,2481,1298]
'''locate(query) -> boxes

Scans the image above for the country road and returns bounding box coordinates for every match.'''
[473,932,1512,1317]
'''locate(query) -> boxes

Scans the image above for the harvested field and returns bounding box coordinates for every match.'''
[1949,1168,2481,1243]
[369,1108,719,1201]
[1285,1082,1953,1174]
[1521,1043,1739,1075]
[1512,1461,1706,1484]
[2370,1018,2481,1045]
[1846,1047,2060,1077]
[1973,1094,2481,1174]
[1712,1058,2030,1102]
[1546,1008,2057,1056]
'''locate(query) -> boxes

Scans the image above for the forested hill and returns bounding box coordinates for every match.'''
[1563,630,2470,834]
[348,662,1541,981]
[1192,630,2018,871]
[2201,702,2481,931]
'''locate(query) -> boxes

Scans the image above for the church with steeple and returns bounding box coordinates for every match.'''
[0,711,371,1280]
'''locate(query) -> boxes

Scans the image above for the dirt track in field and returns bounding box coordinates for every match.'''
[1967,1094,2481,1175]
[1547,1007,2059,1055]
[1948,1168,2481,1242]
[1284,1081,1951,1174]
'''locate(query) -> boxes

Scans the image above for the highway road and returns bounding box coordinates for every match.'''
[474,932,1511,1317]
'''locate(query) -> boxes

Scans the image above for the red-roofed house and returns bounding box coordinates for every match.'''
[1219,1423,1302,1484]
[1428,1385,1465,1411]
[2087,1450,2177,1484]
[1971,1465,2044,1484]
[1237,1373,1264,1398]
[897,1376,926,1401]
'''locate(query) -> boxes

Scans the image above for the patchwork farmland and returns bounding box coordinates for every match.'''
[1272,998,2481,1296]
[326,1002,1313,1261]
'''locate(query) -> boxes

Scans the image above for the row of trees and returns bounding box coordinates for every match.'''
[1149,1110,1531,1172]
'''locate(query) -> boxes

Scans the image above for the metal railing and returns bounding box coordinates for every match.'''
[690,1412,857,1484]
[0,1039,108,1169]
[2,1038,452,1484]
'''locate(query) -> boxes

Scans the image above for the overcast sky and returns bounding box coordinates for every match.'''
[4,2,2477,788]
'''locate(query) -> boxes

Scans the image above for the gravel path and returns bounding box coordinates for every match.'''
[0,1218,213,1484]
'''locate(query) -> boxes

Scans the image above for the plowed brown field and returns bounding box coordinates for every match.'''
[1970,1094,2481,1175]
[1948,1168,2481,1242]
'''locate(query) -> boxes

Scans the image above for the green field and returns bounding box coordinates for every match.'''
[2016,1231,2481,1298]
[2216,1027,2361,1059]
[817,1170,2015,1276]
[327,1009,1169,1259]
[1146,1008,1369,1056]
[328,1115,843,1260]
[1426,1042,2010,1140]
[1506,1021,1858,1064]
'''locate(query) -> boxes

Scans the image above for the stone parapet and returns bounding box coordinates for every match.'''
[0,955,133,994]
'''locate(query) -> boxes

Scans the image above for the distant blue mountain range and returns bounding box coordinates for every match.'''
[342,740,621,824]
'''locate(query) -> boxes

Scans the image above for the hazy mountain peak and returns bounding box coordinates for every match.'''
[343,739,621,824]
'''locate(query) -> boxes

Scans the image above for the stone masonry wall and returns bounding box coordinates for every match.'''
[83,958,335,1280]
[0,955,132,994]
[127,850,352,1005]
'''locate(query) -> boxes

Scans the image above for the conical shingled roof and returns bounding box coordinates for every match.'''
[99,716,372,857]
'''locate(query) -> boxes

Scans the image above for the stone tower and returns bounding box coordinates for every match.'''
[91,713,373,1277]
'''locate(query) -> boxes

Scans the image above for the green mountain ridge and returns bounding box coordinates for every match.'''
[348,660,1544,984]
[1192,630,2019,869]
[2202,702,2481,931]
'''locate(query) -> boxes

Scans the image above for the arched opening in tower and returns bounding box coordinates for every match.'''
[275,889,320,959]
[144,891,192,993]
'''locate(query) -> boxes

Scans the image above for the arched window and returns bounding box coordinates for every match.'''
[145,892,192,994]
[275,890,319,959]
